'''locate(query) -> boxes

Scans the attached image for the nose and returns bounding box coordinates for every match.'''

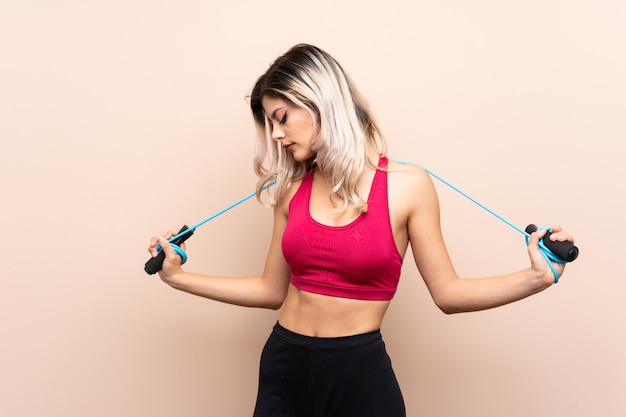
[271,125,285,141]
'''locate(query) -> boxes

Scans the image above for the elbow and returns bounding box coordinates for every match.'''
[432,290,465,315]
[435,299,461,315]
[436,302,453,314]
[266,299,285,310]
[431,293,453,314]
[429,278,467,315]
[263,291,287,310]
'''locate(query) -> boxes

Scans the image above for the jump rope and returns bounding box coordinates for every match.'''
[145,159,579,282]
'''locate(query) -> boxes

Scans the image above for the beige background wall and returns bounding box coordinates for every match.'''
[1,1,624,416]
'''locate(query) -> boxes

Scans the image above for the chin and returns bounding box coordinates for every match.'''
[293,151,315,162]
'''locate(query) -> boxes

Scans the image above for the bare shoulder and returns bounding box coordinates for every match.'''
[386,159,440,225]
[386,159,435,197]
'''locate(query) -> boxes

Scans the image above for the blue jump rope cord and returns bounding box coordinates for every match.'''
[164,182,275,265]
[164,160,563,283]
[392,159,562,282]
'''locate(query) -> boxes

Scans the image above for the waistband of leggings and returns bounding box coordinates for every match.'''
[272,321,382,348]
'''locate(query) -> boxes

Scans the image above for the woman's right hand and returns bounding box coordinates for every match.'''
[147,230,186,283]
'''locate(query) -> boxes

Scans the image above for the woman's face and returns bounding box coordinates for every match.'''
[261,95,316,162]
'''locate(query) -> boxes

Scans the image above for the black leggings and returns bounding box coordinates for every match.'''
[253,322,406,417]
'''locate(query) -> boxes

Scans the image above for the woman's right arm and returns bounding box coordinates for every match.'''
[147,202,292,310]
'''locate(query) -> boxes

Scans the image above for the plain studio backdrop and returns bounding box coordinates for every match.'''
[1,1,624,416]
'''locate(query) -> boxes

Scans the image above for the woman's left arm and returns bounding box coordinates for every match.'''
[404,165,574,314]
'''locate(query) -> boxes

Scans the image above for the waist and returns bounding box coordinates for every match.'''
[272,321,382,348]
[278,284,390,337]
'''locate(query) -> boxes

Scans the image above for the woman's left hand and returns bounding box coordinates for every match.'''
[527,225,575,284]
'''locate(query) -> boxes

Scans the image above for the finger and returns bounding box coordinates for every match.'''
[528,227,547,247]
[158,236,174,256]
[158,236,184,273]
[160,236,185,261]
[148,233,165,257]
[526,229,546,262]
[148,229,179,257]
[548,226,575,243]
[549,225,563,240]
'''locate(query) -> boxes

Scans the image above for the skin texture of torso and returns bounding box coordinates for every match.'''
[277,157,420,337]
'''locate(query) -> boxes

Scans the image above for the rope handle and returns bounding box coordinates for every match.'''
[144,225,194,275]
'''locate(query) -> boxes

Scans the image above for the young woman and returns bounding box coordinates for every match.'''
[148,44,574,417]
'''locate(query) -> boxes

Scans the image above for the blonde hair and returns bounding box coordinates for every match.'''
[249,44,387,212]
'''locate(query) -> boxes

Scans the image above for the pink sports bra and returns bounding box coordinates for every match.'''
[282,157,403,300]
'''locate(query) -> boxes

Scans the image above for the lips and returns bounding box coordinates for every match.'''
[283,143,294,151]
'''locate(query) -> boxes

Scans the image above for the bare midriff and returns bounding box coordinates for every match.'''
[278,284,391,337]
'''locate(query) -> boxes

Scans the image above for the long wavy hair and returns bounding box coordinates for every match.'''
[249,44,387,212]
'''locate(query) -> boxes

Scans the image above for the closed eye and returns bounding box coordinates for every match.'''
[278,112,287,125]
